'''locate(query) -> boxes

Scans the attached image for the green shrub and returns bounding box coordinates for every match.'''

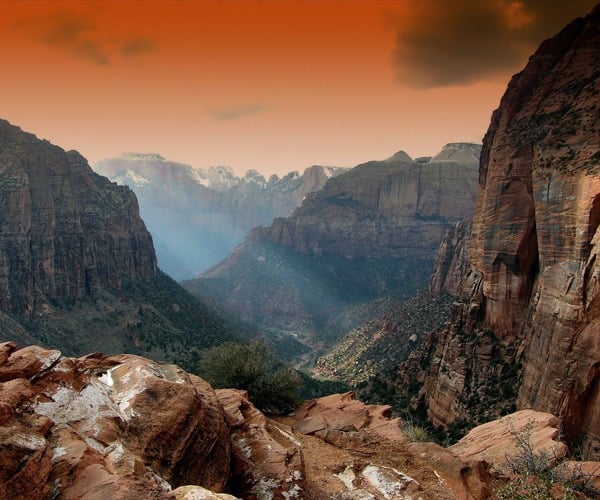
[200,341,302,414]
[495,420,600,498]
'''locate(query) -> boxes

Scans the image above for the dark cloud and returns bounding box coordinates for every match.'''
[120,37,159,57]
[18,11,110,65]
[17,11,159,65]
[209,105,270,121]
[390,0,597,88]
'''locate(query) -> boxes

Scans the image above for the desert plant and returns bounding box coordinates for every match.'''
[200,341,302,414]
[495,419,600,498]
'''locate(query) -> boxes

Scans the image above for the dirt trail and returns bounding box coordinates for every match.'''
[270,417,459,499]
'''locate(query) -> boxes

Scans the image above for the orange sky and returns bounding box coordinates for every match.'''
[0,0,596,175]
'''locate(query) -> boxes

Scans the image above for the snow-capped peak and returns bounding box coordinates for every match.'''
[113,169,151,188]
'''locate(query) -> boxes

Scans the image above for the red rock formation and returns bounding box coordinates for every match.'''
[449,410,568,474]
[429,220,472,297]
[0,344,230,498]
[0,120,156,315]
[406,4,600,459]
[216,389,305,499]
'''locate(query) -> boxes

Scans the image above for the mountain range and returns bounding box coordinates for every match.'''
[95,154,347,279]
[184,144,480,359]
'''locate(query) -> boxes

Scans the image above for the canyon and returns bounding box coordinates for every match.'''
[186,144,480,356]
[96,154,347,279]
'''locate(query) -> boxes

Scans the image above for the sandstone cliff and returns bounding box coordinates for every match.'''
[187,145,479,355]
[96,154,347,279]
[0,120,239,364]
[399,5,600,459]
[0,121,156,316]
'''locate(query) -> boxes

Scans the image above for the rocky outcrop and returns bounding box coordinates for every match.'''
[449,410,568,474]
[0,342,230,498]
[429,221,472,297]
[216,389,305,499]
[400,4,600,459]
[0,120,156,316]
[96,154,347,279]
[291,392,408,446]
[188,145,479,349]
[12,343,596,499]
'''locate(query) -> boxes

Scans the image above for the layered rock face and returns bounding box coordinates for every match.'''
[0,120,156,315]
[257,147,479,260]
[429,220,472,297]
[188,146,479,349]
[0,342,230,498]
[408,5,600,458]
[96,154,346,279]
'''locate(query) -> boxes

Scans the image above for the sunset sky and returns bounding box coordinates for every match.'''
[1,0,596,176]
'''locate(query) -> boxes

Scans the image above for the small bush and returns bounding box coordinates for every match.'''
[496,419,600,498]
[200,341,302,414]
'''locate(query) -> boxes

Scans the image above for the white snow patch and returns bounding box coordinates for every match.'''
[236,437,252,458]
[5,431,46,451]
[334,465,356,490]
[83,437,106,453]
[98,369,114,387]
[281,484,303,499]
[145,470,172,492]
[35,381,120,425]
[114,169,151,188]
[51,446,67,463]
[361,465,419,499]
[250,477,280,500]
[36,350,62,372]
[273,426,301,447]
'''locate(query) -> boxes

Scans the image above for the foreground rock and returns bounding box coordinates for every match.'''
[0,343,230,498]
[291,392,408,447]
[284,392,493,499]
[216,389,305,499]
[449,410,568,474]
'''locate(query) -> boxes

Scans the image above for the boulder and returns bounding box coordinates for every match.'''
[216,389,305,499]
[449,410,568,474]
[0,344,231,498]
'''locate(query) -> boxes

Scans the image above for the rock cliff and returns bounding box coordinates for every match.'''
[95,154,347,279]
[0,120,156,316]
[399,4,600,458]
[186,145,479,354]
[0,120,239,365]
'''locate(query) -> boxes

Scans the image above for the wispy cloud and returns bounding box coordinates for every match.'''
[209,104,270,121]
[388,0,597,88]
[16,11,159,66]
[17,11,109,65]
[120,37,159,58]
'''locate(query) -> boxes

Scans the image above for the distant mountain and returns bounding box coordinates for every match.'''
[95,154,348,279]
[184,144,480,358]
[0,120,241,370]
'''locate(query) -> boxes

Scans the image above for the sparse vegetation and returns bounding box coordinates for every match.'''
[200,341,302,414]
[401,413,431,442]
[495,420,600,499]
